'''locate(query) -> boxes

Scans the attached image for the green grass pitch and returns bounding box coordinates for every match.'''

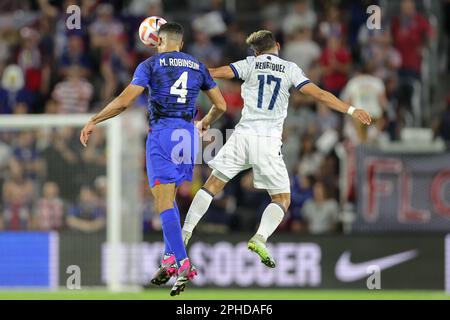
[0,289,449,300]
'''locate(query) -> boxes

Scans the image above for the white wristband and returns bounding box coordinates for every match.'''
[347,106,356,116]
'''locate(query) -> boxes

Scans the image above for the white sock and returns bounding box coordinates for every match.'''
[183,188,213,234]
[255,203,285,242]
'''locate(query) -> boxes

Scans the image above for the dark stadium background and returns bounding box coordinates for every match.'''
[0,0,449,299]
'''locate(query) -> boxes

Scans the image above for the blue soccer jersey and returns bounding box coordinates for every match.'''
[131,51,216,187]
[131,51,216,129]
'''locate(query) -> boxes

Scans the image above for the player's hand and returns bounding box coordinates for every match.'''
[80,121,95,147]
[352,109,372,126]
[195,120,210,137]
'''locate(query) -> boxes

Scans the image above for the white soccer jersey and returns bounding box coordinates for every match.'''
[341,75,385,118]
[230,54,310,138]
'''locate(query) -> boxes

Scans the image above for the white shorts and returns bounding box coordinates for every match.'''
[208,132,290,195]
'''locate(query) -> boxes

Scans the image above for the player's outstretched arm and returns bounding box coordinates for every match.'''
[197,86,227,135]
[80,84,144,147]
[300,82,372,126]
[208,66,235,80]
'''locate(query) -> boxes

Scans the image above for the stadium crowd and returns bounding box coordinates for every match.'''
[0,0,446,235]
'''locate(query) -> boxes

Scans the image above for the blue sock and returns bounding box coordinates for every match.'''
[173,200,180,220]
[162,201,179,257]
[160,207,187,266]
[163,232,173,257]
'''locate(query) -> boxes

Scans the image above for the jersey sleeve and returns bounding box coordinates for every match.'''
[230,56,254,81]
[200,64,217,91]
[130,61,151,87]
[289,63,311,90]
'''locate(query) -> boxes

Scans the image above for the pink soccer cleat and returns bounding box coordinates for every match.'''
[169,258,198,296]
[150,255,178,286]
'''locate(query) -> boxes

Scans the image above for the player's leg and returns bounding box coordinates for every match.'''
[150,230,177,286]
[150,183,186,285]
[169,193,199,296]
[147,126,199,294]
[248,192,290,268]
[151,198,182,285]
[248,136,290,268]
[182,171,228,244]
[182,132,249,244]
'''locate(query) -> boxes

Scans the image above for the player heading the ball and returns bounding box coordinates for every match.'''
[182,30,371,268]
[80,21,227,296]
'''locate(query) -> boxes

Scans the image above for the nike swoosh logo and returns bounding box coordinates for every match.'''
[335,249,418,282]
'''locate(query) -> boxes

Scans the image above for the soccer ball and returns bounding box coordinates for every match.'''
[138,16,167,47]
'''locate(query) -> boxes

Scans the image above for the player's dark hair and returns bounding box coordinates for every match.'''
[158,22,184,38]
[246,30,277,54]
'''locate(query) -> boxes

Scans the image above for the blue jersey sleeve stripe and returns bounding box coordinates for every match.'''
[229,64,239,79]
[295,80,311,90]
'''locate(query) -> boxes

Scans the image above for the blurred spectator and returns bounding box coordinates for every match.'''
[297,134,323,176]
[302,181,339,234]
[318,4,347,42]
[89,3,124,50]
[191,10,227,39]
[282,97,317,172]
[341,63,388,143]
[219,80,244,119]
[392,0,432,79]
[222,30,248,64]
[44,99,58,113]
[0,65,33,114]
[42,128,82,200]
[17,27,42,93]
[52,65,94,113]
[282,27,321,79]
[315,102,340,135]
[81,128,106,183]
[100,34,134,102]
[67,186,106,233]
[94,176,107,209]
[391,0,433,114]
[237,171,271,231]
[187,31,222,67]
[360,30,402,82]
[282,0,317,36]
[319,35,351,95]
[33,181,64,231]
[13,131,45,179]
[126,0,164,17]
[0,159,34,230]
[59,34,92,78]
[290,174,314,232]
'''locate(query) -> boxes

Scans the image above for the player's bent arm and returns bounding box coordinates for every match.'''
[80,84,144,147]
[300,82,372,125]
[90,84,144,125]
[199,86,227,131]
[208,66,235,80]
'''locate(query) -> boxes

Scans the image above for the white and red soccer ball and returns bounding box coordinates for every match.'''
[138,16,167,47]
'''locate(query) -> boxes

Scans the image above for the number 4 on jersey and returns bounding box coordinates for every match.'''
[170,71,188,103]
[257,75,281,110]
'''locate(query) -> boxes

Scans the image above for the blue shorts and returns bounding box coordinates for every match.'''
[146,125,199,188]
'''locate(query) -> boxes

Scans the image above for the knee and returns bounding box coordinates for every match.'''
[204,173,227,196]
[271,193,291,212]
